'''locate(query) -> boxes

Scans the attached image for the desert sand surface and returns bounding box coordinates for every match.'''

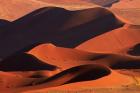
[0,0,140,93]
[111,0,140,25]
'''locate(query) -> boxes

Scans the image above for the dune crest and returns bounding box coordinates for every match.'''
[0,2,139,93]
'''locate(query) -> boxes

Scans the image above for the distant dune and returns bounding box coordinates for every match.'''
[87,0,119,7]
[112,0,140,8]
[39,0,119,7]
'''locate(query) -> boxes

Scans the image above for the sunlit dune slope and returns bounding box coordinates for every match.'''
[21,70,133,93]
[112,0,140,9]
[0,0,98,21]
[0,7,123,59]
[23,64,110,88]
[0,64,111,93]
[77,24,140,53]
[28,43,140,69]
[0,0,47,21]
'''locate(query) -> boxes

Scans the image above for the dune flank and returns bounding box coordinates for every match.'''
[0,1,140,93]
[0,7,123,59]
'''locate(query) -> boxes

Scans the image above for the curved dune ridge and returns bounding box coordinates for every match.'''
[0,64,111,93]
[0,0,98,21]
[112,0,140,8]
[1,43,140,92]
[0,5,140,93]
[0,7,124,59]
[39,0,119,7]
[28,43,140,69]
[25,64,111,87]
[77,24,140,53]
[23,70,133,93]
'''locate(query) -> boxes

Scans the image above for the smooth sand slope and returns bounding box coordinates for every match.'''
[23,70,133,93]
[0,2,140,93]
[111,0,140,25]
[77,24,140,53]
[0,7,123,59]
[0,0,48,21]
[28,44,140,69]
[0,0,97,21]
[0,43,140,93]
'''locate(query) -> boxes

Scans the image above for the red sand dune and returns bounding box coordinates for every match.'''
[0,43,140,92]
[77,24,140,53]
[0,1,140,93]
[0,0,47,21]
[112,0,140,8]
[28,43,140,69]
[0,7,123,59]
[23,70,133,93]
[39,0,119,7]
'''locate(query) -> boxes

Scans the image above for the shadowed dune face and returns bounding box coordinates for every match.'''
[0,19,11,28]
[0,64,110,91]
[0,7,124,58]
[0,5,139,93]
[86,0,119,7]
[28,44,140,69]
[77,24,140,53]
[127,43,140,56]
[64,64,111,84]
[0,53,57,71]
[28,64,111,87]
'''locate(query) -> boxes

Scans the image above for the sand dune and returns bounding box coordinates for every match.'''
[0,53,57,71]
[25,64,110,87]
[77,24,140,53]
[28,43,140,69]
[0,1,140,93]
[0,64,110,93]
[0,7,123,59]
[0,0,97,21]
[0,0,48,21]
[23,70,133,93]
[0,42,139,92]
[112,0,140,8]
[39,0,119,7]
